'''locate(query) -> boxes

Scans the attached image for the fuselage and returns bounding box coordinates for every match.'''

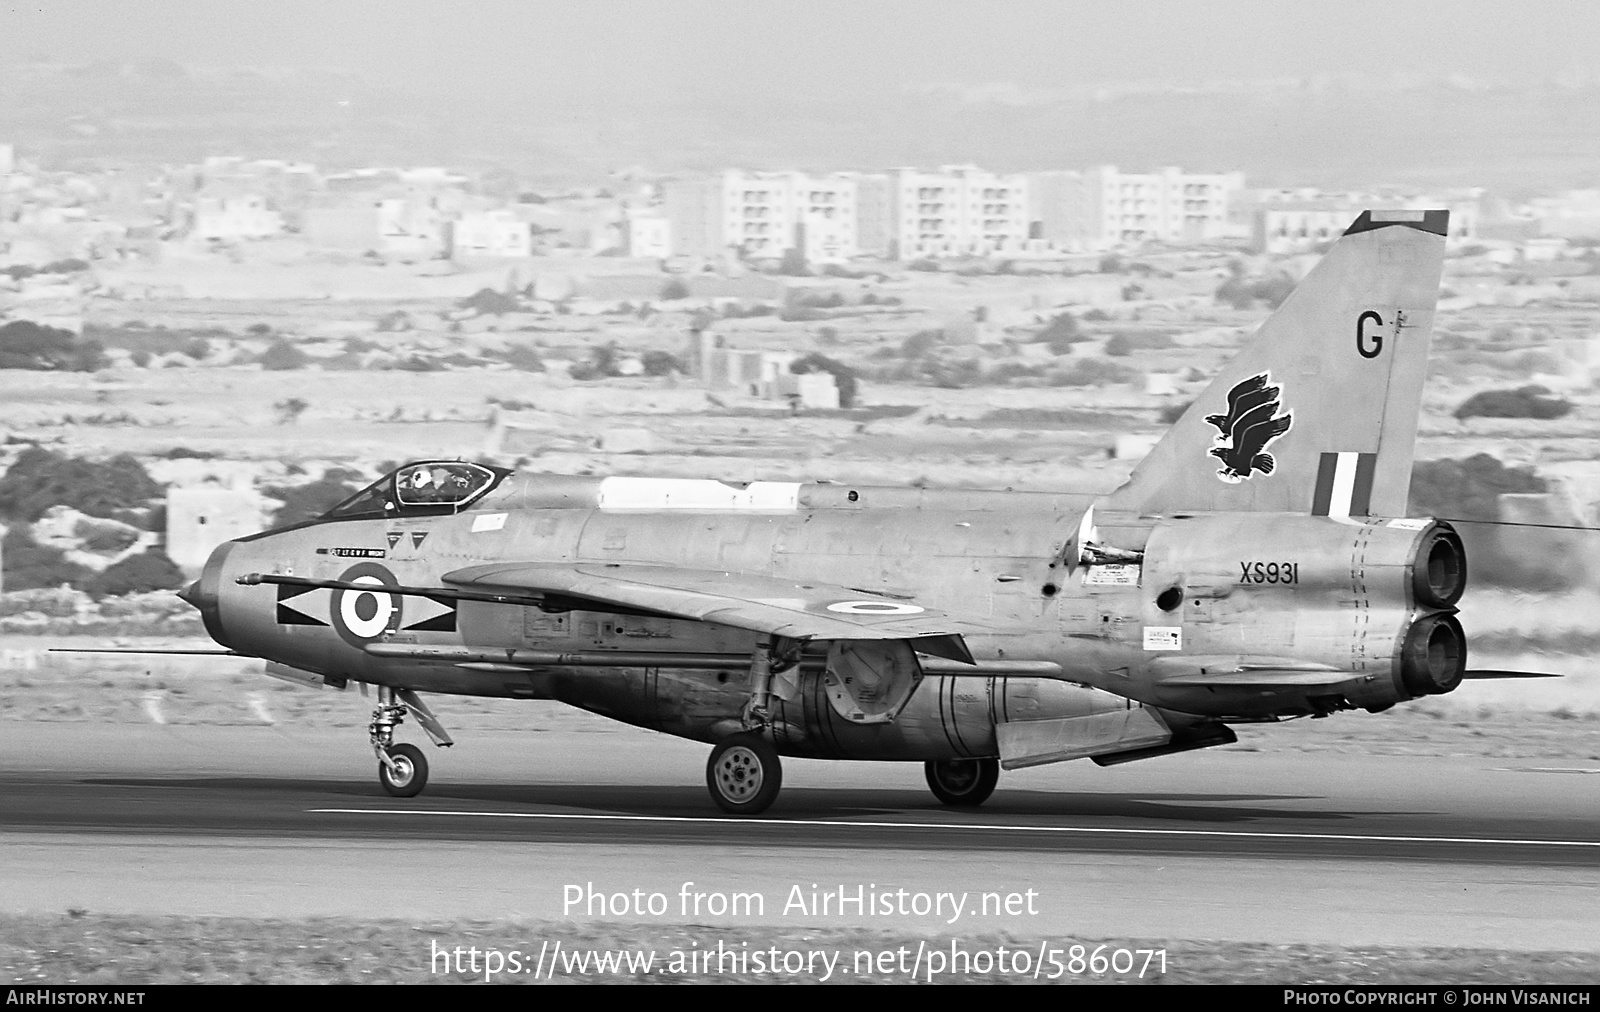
[192,470,1466,763]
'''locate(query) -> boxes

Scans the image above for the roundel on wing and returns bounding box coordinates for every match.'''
[331,562,402,647]
[825,600,926,615]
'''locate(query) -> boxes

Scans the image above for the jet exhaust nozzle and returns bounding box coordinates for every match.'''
[1400,613,1466,697]
[1413,523,1466,610]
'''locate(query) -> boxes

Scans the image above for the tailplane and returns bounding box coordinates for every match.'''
[1105,210,1448,517]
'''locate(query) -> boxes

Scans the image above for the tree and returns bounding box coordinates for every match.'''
[1049,357,1138,387]
[501,344,546,372]
[1409,455,1556,590]
[0,321,107,371]
[569,342,623,381]
[900,329,943,359]
[273,397,309,425]
[1454,386,1574,421]
[640,350,683,377]
[1035,314,1083,355]
[258,338,309,370]
[0,527,92,591]
[777,245,810,277]
[85,549,187,599]
[0,447,162,523]
[262,469,365,528]
[658,278,691,301]
[1255,274,1296,309]
[1215,273,1296,311]
[457,288,520,315]
[1409,454,1545,522]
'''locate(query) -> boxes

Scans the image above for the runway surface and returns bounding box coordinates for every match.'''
[1,720,1597,951]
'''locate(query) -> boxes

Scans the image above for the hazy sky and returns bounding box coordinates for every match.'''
[4,0,1600,106]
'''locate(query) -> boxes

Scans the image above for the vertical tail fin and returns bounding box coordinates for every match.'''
[1105,210,1447,517]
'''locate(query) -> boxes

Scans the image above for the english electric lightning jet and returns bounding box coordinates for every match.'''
[168,209,1497,815]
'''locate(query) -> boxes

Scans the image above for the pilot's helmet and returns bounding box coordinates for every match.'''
[411,467,434,489]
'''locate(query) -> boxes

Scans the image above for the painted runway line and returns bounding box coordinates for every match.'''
[309,808,1600,849]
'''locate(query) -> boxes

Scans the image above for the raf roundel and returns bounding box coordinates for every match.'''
[825,600,926,615]
[330,562,403,647]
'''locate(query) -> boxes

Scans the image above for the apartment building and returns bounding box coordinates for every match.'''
[877,165,1029,258]
[849,172,895,257]
[624,212,671,258]
[1028,166,1244,250]
[662,170,859,263]
[1249,188,1481,253]
[378,197,448,259]
[449,209,533,258]
[192,195,284,241]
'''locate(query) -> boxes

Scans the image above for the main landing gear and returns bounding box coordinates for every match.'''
[924,758,1000,807]
[368,685,453,798]
[706,733,783,816]
[704,638,802,815]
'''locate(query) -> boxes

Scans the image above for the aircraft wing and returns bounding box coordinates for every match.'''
[442,561,986,661]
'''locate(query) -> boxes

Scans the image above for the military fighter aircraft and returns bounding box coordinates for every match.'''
[169,209,1493,815]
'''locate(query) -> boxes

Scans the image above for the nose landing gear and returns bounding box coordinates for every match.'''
[368,686,452,798]
[379,742,428,797]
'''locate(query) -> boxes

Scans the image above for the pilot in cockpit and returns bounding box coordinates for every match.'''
[399,463,475,505]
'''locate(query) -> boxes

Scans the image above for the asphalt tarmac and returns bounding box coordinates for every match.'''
[2,720,1597,951]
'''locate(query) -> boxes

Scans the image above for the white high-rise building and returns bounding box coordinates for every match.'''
[1028,166,1245,250]
[880,165,1029,258]
[1247,188,1481,253]
[662,170,858,263]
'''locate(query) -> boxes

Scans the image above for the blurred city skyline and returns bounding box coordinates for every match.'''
[7,1,1600,100]
[3,2,1600,191]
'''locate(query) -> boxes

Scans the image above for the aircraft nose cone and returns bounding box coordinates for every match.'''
[189,542,236,650]
[177,579,205,609]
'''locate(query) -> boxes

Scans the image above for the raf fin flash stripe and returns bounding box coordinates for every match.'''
[1312,452,1377,519]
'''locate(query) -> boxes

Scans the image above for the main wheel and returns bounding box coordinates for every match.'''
[706,734,782,815]
[924,757,999,807]
[379,743,428,798]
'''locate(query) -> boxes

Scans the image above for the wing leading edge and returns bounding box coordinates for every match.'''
[442,562,983,662]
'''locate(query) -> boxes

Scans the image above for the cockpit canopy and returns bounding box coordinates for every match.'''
[323,461,506,520]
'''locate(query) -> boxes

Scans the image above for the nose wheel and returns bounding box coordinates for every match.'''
[378,743,428,797]
[368,685,451,798]
[924,757,999,806]
[706,733,782,815]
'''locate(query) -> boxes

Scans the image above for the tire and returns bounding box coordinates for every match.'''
[924,757,999,807]
[379,743,428,798]
[706,734,782,815]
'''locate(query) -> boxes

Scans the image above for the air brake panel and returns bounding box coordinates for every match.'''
[822,640,923,724]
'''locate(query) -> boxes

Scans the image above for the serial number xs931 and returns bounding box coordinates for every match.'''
[1239,561,1299,584]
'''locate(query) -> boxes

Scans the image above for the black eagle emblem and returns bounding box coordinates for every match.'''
[1205,372,1292,483]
